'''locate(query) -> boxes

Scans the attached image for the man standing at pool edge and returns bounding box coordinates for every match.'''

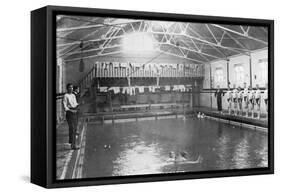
[63,83,80,150]
[214,85,224,114]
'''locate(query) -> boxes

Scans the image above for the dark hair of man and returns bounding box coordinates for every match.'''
[73,86,78,91]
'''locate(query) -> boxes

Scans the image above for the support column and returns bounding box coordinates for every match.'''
[109,91,113,112]
[226,59,230,87]
[56,58,64,123]
[189,86,193,109]
[209,63,212,109]
[249,54,252,88]
[191,80,198,108]
[90,79,97,113]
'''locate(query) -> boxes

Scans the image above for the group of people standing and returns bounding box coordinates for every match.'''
[63,84,80,150]
[215,83,268,119]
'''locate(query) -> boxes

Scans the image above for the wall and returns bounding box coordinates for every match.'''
[201,48,268,113]
[251,49,268,87]
[90,91,191,113]
[56,58,66,123]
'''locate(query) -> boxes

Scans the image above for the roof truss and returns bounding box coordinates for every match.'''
[57,17,268,64]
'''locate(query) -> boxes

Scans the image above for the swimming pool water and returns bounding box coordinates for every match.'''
[83,117,268,178]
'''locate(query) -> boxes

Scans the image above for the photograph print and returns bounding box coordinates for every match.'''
[56,13,270,180]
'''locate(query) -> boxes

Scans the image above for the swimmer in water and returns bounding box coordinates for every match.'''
[168,151,202,163]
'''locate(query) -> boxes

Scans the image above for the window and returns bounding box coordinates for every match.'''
[215,68,224,83]
[234,64,244,82]
[259,58,268,82]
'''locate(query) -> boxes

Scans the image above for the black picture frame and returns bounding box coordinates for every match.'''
[31,5,274,188]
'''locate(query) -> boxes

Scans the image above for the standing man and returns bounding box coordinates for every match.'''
[248,86,255,118]
[237,86,243,116]
[255,84,261,119]
[214,85,224,113]
[225,86,233,115]
[63,83,80,150]
[232,84,238,116]
[73,85,80,136]
[264,83,268,114]
[73,86,80,103]
[243,83,249,117]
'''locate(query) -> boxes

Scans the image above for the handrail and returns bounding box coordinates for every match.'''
[78,62,205,96]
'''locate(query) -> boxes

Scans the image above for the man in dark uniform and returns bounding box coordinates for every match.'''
[214,85,224,113]
[73,86,80,102]
[73,86,80,136]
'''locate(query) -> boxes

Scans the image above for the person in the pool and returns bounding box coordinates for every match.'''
[168,151,202,163]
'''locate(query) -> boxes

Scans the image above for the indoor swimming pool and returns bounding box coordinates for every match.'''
[82,116,268,178]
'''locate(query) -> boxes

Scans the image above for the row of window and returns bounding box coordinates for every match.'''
[214,58,268,84]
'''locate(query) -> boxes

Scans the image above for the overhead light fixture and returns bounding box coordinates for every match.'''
[79,41,84,49]
[79,41,85,72]
[79,58,85,72]
[122,32,154,52]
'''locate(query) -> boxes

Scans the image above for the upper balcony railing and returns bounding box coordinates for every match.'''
[79,62,204,95]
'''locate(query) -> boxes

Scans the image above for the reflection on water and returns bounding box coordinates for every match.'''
[113,142,165,175]
[83,117,268,178]
[216,124,230,170]
[232,137,250,169]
